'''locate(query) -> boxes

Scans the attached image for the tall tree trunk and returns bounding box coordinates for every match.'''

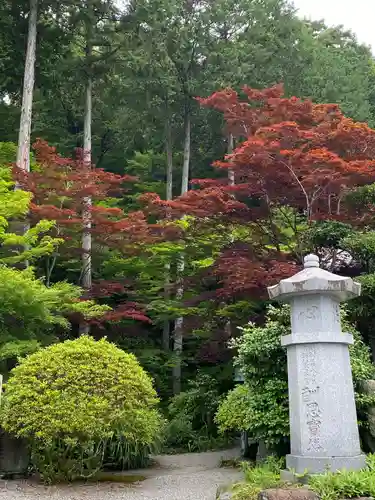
[227,133,234,186]
[13,0,38,265]
[180,112,191,194]
[162,117,173,351]
[16,0,38,173]
[80,50,93,334]
[82,76,92,291]
[166,117,173,201]
[172,107,191,395]
[173,255,185,395]
[225,133,234,339]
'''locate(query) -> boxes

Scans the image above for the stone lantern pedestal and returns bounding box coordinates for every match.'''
[267,254,365,474]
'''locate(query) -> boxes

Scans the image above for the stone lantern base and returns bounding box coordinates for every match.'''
[285,453,366,475]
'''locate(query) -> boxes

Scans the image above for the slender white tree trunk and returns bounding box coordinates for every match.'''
[166,118,173,201]
[16,0,38,172]
[162,118,173,351]
[80,75,92,335]
[225,133,234,338]
[180,112,191,194]
[172,109,190,395]
[172,255,185,395]
[227,133,234,186]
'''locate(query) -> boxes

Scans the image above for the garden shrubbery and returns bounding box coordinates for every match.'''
[229,454,375,500]
[1,336,163,482]
[163,372,234,452]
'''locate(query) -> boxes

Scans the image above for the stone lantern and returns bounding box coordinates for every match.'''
[267,254,365,475]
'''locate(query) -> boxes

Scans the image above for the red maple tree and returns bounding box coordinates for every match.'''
[13,139,170,324]
[143,85,375,297]
[14,140,154,248]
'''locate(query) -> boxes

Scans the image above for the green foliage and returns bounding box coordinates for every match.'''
[2,0,375,471]
[305,220,354,251]
[0,146,62,265]
[308,454,375,500]
[292,23,374,123]
[347,183,375,207]
[224,455,375,500]
[1,336,163,482]
[164,373,233,452]
[0,142,16,164]
[265,206,307,256]
[341,232,375,273]
[0,266,106,333]
[0,266,109,370]
[0,150,109,368]
[348,274,375,330]
[0,339,40,362]
[230,457,284,500]
[134,347,174,401]
[103,433,161,471]
[125,150,166,205]
[215,384,257,433]
[216,305,375,450]
[341,186,375,352]
[168,373,220,431]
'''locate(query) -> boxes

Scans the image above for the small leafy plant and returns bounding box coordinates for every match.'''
[308,454,375,500]
[231,457,285,500]
[163,372,234,452]
[230,455,375,500]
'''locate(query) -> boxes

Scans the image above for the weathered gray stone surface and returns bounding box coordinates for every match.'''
[258,489,318,500]
[268,254,365,475]
[216,487,234,499]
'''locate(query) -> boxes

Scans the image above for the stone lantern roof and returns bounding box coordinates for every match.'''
[267,254,361,303]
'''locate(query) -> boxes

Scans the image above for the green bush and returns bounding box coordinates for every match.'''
[216,305,375,451]
[308,454,375,500]
[1,336,163,482]
[164,413,196,450]
[163,372,234,452]
[228,455,375,500]
[230,457,284,500]
[168,373,220,432]
[103,433,162,471]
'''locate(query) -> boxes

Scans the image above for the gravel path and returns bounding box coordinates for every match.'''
[0,448,243,500]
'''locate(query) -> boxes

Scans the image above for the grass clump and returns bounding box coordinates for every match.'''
[230,454,375,500]
[308,454,375,500]
[231,457,285,500]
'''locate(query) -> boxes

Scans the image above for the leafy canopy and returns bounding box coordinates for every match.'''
[0,266,109,369]
[0,142,62,265]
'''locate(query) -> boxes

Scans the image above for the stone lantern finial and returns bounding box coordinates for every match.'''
[267,253,361,302]
[304,254,319,268]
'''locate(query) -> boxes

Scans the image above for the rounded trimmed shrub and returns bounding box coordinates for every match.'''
[1,336,163,482]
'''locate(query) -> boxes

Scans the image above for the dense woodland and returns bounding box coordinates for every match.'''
[2,0,375,463]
